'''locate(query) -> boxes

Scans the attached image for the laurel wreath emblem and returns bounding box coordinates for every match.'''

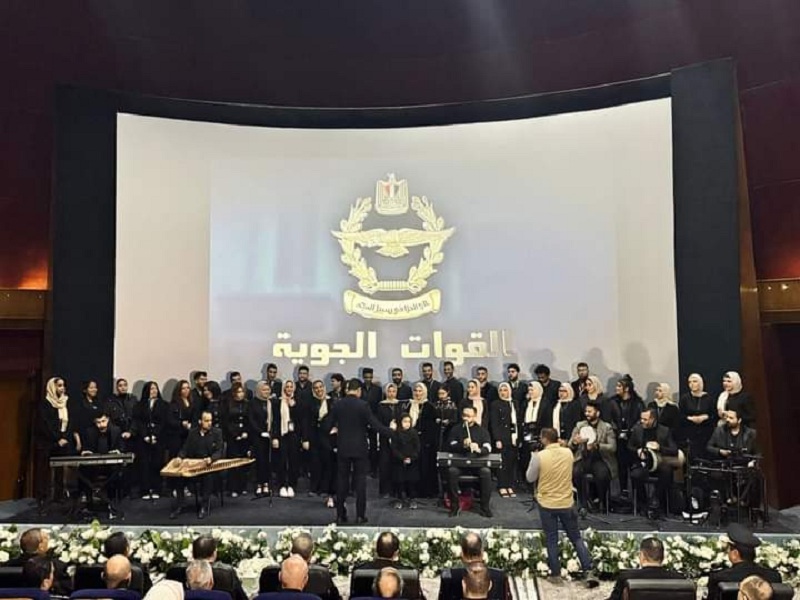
[335,195,448,295]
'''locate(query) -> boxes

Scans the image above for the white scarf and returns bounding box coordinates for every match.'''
[506,399,518,445]
[525,398,540,424]
[280,396,294,436]
[317,395,329,421]
[410,398,427,428]
[46,378,69,432]
[553,399,571,435]
[717,371,743,418]
[468,397,484,425]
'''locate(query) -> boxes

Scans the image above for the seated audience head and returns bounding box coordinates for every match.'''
[104,554,132,589]
[738,575,773,600]
[19,528,48,556]
[638,537,665,566]
[280,554,309,591]
[186,559,214,590]
[144,580,185,600]
[724,524,760,564]
[375,567,403,599]
[291,532,315,563]
[104,532,131,559]
[192,535,218,562]
[460,532,484,563]
[375,531,400,560]
[23,556,54,591]
[462,562,491,599]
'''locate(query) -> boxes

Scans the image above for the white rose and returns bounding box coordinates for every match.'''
[567,558,579,573]
[0,551,8,563]
[419,553,430,564]
[510,542,520,553]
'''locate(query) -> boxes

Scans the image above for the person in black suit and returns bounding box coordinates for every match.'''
[169,410,224,520]
[571,362,590,399]
[706,408,757,459]
[190,370,208,411]
[103,531,153,595]
[649,383,680,432]
[445,406,493,518]
[132,381,169,500]
[717,371,755,428]
[354,531,415,571]
[290,533,341,600]
[410,381,440,498]
[81,411,125,514]
[475,366,498,404]
[608,537,686,600]
[534,365,561,418]
[362,367,384,478]
[329,378,394,524]
[628,407,678,518]
[490,382,519,498]
[505,363,527,407]
[420,362,441,401]
[221,371,254,404]
[70,380,105,446]
[5,528,72,596]
[679,373,716,462]
[441,361,464,405]
[264,363,283,398]
[250,379,276,498]
[391,368,413,401]
[35,376,79,502]
[224,382,252,497]
[437,532,510,600]
[706,524,782,600]
[192,535,248,600]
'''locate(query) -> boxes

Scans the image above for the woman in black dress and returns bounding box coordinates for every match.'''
[410,381,439,498]
[377,383,403,498]
[225,382,251,496]
[490,382,519,498]
[132,381,168,500]
[717,371,755,428]
[36,376,78,500]
[649,382,680,432]
[165,379,194,500]
[391,414,420,509]
[249,380,274,497]
[678,373,715,462]
[71,380,103,448]
[305,379,337,506]
[552,382,582,445]
[273,379,301,498]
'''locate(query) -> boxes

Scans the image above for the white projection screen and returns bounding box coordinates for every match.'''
[116,98,677,394]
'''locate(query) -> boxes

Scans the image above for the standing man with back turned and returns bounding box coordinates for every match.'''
[330,378,394,524]
[527,427,595,586]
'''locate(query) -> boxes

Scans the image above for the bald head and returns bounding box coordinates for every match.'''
[291,533,314,562]
[461,532,483,563]
[186,560,214,590]
[739,575,773,600]
[280,555,309,591]
[104,555,132,589]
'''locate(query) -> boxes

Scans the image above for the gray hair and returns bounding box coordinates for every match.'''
[186,560,213,590]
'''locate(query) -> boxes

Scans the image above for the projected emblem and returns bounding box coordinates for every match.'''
[332,174,455,320]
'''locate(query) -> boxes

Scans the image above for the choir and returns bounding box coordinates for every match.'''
[34,362,758,520]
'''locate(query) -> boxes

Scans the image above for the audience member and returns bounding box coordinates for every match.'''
[192,534,248,600]
[738,575,773,600]
[355,532,414,571]
[437,533,510,600]
[22,556,55,592]
[280,555,310,591]
[462,562,491,600]
[290,532,341,600]
[375,566,404,599]
[104,530,153,593]
[104,554,132,590]
[607,537,686,600]
[6,527,72,595]
[144,580,184,600]
[186,559,214,590]
[707,525,782,600]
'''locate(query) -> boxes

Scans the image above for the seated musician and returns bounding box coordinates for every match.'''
[169,410,223,520]
[628,407,677,519]
[706,408,756,460]
[445,406,493,518]
[569,402,617,512]
[80,411,124,515]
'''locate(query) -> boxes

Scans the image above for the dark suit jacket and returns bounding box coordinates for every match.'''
[329,395,391,458]
[5,553,73,595]
[442,378,465,404]
[706,561,782,600]
[608,566,686,600]
[706,425,757,458]
[438,566,510,600]
[259,592,322,600]
[627,424,677,456]
[82,424,123,454]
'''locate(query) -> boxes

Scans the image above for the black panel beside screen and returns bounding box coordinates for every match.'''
[52,61,742,398]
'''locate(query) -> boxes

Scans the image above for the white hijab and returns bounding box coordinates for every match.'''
[410,383,428,427]
[717,371,743,415]
[655,383,676,407]
[280,381,295,436]
[255,380,273,431]
[46,377,69,432]
[467,379,484,425]
[552,384,574,435]
[525,382,543,424]
[498,382,517,445]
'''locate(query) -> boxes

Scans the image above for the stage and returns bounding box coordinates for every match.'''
[5,476,799,537]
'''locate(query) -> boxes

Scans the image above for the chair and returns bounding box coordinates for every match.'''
[259,564,333,599]
[625,579,695,600]
[70,590,142,600]
[350,568,421,600]
[631,473,671,517]
[0,566,27,588]
[0,590,50,600]
[74,564,146,596]
[185,591,232,600]
[581,472,610,515]
[717,581,794,600]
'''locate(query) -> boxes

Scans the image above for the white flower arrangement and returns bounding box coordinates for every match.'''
[0,522,797,586]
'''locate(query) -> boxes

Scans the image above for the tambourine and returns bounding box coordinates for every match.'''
[640,447,660,473]
[579,426,597,445]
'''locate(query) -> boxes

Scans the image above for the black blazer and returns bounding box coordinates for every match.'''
[249,396,275,439]
[649,402,681,431]
[609,566,687,600]
[458,398,489,429]
[725,391,755,427]
[132,397,168,441]
[627,424,677,456]
[81,424,123,454]
[489,400,519,446]
[706,561,782,600]
[442,377,465,404]
[37,399,76,451]
[329,395,391,459]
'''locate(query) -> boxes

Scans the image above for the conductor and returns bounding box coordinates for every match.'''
[330,378,394,524]
[445,406,493,518]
